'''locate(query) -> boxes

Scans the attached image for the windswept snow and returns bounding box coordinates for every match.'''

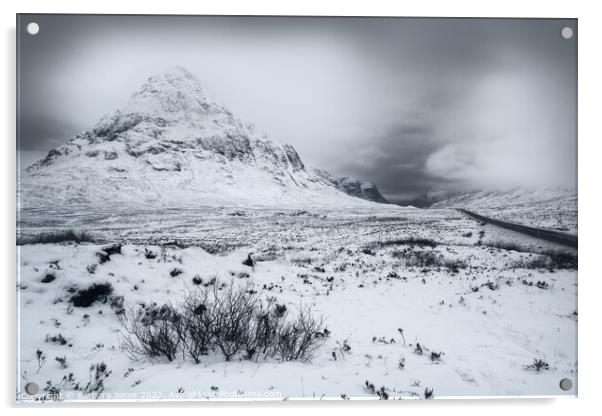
[17,208,577,401]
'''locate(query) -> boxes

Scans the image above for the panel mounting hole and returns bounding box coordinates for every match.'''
[24,382,39,395]
[561,26,573,40]
[26,22,40,36]
[559,378,573,391]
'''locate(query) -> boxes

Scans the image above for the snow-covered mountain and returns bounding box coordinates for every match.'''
[312,169,388,203]
[20,67,388,209]
[416,187,576,211]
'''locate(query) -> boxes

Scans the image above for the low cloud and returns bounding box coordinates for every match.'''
[18,15,576,198]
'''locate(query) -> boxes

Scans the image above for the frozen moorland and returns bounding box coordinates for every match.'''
[426,187,577,233]
[17,68,577,401]
[17,206,577,401]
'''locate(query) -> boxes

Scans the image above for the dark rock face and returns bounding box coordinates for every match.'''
[196,135,254,163]
[283,144,305,171]
[313,169,388,204]
[336,178,389,204]
[38,149,62,167]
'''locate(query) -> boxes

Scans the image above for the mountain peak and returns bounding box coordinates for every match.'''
[123,67,208,117]
[22,67,387,208]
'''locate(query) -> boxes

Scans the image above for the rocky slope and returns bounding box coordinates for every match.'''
[20,67,388,209]
[312,169,388,203]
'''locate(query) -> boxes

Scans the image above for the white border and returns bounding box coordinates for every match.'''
[2,0,601,415]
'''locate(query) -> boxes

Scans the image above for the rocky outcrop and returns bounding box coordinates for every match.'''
[312,169,388,203]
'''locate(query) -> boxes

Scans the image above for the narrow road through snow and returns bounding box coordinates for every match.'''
[458,208,578,248]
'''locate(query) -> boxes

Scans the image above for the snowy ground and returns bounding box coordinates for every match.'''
[429,188,578,233]
[476,204,577,234]
[17,207,577,401]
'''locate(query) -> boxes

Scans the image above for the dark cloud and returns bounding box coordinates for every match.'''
[336,123,446,201]
[17,15,577,198]
[18,112,83,151]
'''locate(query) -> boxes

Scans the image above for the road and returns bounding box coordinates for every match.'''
[458,208,578,248]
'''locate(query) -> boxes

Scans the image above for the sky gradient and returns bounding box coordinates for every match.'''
[17,15,577,201]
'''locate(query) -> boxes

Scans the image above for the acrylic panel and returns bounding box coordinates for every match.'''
[16,14,577,402]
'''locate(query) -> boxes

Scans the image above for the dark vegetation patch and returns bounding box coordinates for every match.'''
[69,283,114,308]
[367,237,438,250]
[512,250,577,270]
[169,267,183,277]
[45,333,67,346]
[392,249,467,271]
[95,243,122,264]
[424,387,434,399]
[96,251,110,264]
[364,380,389,400]
[481,239,577,269]
[109,295,125,315]
[42,362,111,400]
[18,230,94,245]
[101,243,122,256]
[481,239,527,252]
[41,273,56,283]
[524,358,550,372]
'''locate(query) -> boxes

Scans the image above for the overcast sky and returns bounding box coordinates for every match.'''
[17,15,577,201]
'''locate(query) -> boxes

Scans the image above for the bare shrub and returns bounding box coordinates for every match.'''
[179,290,216,363]
[275,306,327,362]
[243,297,284,360]
[41,362,111,400]
[55,356,68,369]
[424,387,434,399]
[82,362,112,398]
[120,283,327,364]
[211,285,258,361]
[121,303,184,362]
[524,358,550,372]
